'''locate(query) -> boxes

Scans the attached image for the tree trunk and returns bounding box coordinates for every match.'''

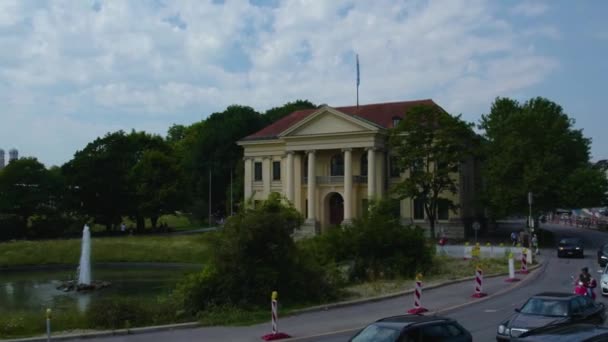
[136,215,145,232]
[429,217,436,240]
[150,216,158,229]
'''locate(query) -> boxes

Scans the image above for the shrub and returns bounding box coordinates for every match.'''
[174,193,339,314]
[300,199,433,281]
[87,297,183,329]
[0,214,24,241]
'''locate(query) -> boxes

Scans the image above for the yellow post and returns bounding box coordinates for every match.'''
[416,273,423,282]
[271,291,278,301]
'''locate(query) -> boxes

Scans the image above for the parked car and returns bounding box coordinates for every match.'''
[557,237,584,258]
[597,243,608,267]
[512,323,608,341]
[600,264,608,297]
[496,292,606,341]
[349,314,472,342]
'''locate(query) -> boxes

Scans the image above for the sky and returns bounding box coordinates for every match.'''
[0,0,607,167]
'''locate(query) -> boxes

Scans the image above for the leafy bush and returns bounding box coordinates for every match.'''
[27,214,77,239]
[174,193,339,314]
[87,297,183,329]
[300,199,433,281]
[0,214,24,241]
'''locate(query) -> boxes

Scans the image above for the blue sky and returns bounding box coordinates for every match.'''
[0,0,607,167]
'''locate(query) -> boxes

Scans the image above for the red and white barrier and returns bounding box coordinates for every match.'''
[517,248,529,274]
[408,274,428,314]
[471,266,487,298]
[261,291,290,341]
[505,252,520,282]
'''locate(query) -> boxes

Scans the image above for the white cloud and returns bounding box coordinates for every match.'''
[511,2,549,17]
[0,0,561,166]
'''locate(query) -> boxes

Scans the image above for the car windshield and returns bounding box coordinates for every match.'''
[351,324,402,342]
[520,298,568,317]
[559,239,580,246]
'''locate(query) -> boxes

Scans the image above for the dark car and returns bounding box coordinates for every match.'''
[512,323,608,341]
[597,243,608,267]
[350,314,472,342]
[496,292,606,341]
[557,237,584,258]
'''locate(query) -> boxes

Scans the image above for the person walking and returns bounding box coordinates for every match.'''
[532,234,539,255]
[511,231,518,246]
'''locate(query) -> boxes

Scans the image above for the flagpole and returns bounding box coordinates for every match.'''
[356,54,360,108]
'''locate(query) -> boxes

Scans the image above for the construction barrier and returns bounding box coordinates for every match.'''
[261,291,290,341]
[518,248,529,274]
[471,265,487,298]
[407,274,428,314]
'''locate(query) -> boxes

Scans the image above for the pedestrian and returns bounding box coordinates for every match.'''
[120,222,126,233]
[532,234,539,255]
[511,231,518,246]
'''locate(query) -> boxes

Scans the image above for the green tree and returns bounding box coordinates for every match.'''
[0,158,63,239]
[130,150,184,229]
[63,130,173,231]
[389,105,476,238]
[479,97,604,217]
[263,99,316,123]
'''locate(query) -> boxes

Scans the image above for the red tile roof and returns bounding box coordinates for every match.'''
[242,99,439,141]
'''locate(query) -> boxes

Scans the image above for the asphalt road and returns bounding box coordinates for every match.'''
[301,223,608,341]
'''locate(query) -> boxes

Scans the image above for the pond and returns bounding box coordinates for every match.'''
[0,263,199,315]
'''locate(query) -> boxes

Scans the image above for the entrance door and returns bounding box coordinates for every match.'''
[329,193,344,225]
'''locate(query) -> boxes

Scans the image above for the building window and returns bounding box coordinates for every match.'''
[330,154,344,176]
[254,162,262,181]
[411,159,424,173]
[413,198,425,220]
[390,156,401,178]
[438,199,450,220]
[392,116,401,128]
[360,153,368,176]
[272,161,281,181]
[305,200,308,218]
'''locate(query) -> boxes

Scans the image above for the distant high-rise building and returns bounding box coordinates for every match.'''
[8,148,18,163]
[0,149,4,169]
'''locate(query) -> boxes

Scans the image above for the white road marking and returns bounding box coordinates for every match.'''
[484,309,498,313]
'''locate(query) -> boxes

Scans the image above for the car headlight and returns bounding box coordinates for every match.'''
[498,324,507,335]
[559,247,564,250]
[603,281,608,286]
[601,256,607,260]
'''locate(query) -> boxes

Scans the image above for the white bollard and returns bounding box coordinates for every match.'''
[505,253,520,282]
[46,308,51,342]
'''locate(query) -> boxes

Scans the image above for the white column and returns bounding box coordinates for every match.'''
[286,151,294,203]
[307,150,316,221]
[343,148,352,222]
[244,157,252,202]
[367,147,376,199]
[263,157,271,196]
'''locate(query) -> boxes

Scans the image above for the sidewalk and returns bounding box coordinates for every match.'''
[9,259,544,342]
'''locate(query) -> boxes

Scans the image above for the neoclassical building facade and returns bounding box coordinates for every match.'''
[237,99,479,238]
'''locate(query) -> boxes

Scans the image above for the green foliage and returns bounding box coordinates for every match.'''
[300,200,434,281]
[263,99,316,124]
[389,105,477,237]
[87,297,184,329]
[174,193,338,314]
[479,97,604,217]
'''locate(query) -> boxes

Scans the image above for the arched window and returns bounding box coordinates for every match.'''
[330,154,344,176]
[392,116,402,128]
[360,153,368,176]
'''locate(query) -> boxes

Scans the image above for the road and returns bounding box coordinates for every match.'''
[299,222,608,341]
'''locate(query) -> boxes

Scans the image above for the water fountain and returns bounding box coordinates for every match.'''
[57,225,110,292]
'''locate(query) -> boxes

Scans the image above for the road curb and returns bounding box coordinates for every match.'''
[4,263,543,342]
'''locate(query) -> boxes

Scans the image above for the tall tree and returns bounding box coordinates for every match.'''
[479,97,605,217]
[263,99,316,123]
[389,105,477,238]
[0,158,57,226]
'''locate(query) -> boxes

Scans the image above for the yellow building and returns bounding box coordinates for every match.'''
[237,99,479,238]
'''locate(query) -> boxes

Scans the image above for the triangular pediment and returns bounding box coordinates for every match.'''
[279,107,379,137]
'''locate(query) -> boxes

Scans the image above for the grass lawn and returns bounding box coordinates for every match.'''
[343,256,512,299]
[0,234,212,267]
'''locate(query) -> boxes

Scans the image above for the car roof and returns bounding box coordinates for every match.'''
[531,292,575,299]
[376,314,454,325]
